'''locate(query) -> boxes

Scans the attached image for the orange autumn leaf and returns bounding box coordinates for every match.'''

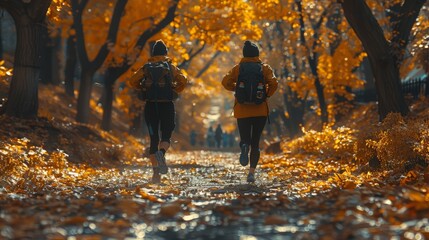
[135,186,163,203]
[160,202,182,218]
[264,215,288,225]
[60,216,87,225]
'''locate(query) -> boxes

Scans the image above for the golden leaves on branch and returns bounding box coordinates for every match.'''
[0,60,12,77]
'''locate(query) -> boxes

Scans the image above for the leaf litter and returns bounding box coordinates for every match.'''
[1,108,429,239]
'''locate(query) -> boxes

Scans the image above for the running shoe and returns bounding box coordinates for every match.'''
[155,151,168,174]
[239,144,249,166]
[247,172,255,183]
[152,173,161,183]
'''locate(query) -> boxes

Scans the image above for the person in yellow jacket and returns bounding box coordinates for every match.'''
[129,40,187,183]
[222,40,278,183]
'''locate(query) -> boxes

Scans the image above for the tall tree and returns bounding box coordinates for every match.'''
[341,0,426,120]
[106,0,262,131]
[0,19,3,58]
[64,34,77,97]
[296,0,330,125]
[40,26,62,85]
[46,1,75,95]
[100,0,179,130]
[259,17,306,137]
[0,0,52,118]
[72,0,127,123]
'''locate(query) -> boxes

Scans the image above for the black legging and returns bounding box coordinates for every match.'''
[144,102,175,154]
[237,116,267,168]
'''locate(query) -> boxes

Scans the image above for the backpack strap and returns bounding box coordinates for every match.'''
[166,61,174,86]
[258,62,265,84]
[166,62,180,100]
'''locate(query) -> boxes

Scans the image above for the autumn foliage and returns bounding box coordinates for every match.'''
[0,1,428,238]
[278,100,429,187]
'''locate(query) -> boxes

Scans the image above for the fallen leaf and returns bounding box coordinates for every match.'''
[264,215,288,225]
[160,202,182,218]
[60,216,86,225]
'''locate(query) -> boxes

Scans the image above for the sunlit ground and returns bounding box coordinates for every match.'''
[1,149,428,239]
[1,85,429,239]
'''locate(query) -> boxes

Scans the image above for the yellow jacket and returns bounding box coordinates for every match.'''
[222,57,278,118]
[129,56,187,93]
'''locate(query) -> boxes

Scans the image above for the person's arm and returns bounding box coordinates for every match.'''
[170,64,188,93]
[222,65,239,91]
[129,68,144,89]
[263,64,278,97]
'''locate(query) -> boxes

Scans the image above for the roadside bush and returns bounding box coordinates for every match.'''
[283,125,357,160]
[354,113,429,171]
[283,112,429,173]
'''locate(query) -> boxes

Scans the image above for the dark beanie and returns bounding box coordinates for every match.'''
[243,40,259,57]
[152,40,168,56]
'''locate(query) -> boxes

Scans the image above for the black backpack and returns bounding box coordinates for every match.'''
[235,62,266,104]
[139,61,177,101]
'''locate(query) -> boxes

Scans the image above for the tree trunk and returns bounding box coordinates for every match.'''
[101,68,120,130]
[327,8,353,121]
[296,0,328,125]
[274,20,305,138]
[370,54,408,120]
[72,0,128,124]
[101,82,114,130]
[51,33,62,85]
[96,1,178,128]
[76,70,95,123]
[5,18,43,118]
[36,22,61,85]
[341,0,410,120]
[282,92,305,138]
[129,112,145,137]
[0,0,51,118]
[39,23,52,84]
[175,112,180,133]
[64,35,77,97]
[309,57,328,124]
[0,20,3,58]
[362,56,377,101]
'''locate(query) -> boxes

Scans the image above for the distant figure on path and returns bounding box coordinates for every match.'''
[129,40,187,183]
[215,124,223,148]
[228,132,235,148]
[222,131,229,148]
[206,126,215,148]
[222,40,278,183]
[190,129,197,146]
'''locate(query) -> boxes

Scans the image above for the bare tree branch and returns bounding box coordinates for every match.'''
[71,0,90,66]
[178,43,206,70]
[29,0,51,21]
[134,0,179,51]
[196,51,220,78]
[93,0,128,69]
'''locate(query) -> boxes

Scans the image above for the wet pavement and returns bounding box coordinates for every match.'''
[1,151,428,239]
